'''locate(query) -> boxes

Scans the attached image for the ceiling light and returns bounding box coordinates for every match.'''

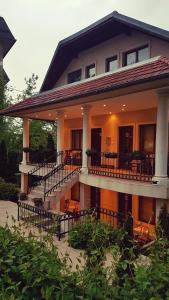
[122,108,125,111]
[81,112,84,115]
[103,104,106,107]
[122,104,126,107]
[49,113,51,117]
[81,107,83,110]
[64,114,67,118]
[109,112,112,114]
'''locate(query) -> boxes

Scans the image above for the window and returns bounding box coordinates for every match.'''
[71,129,82,150]
[124,45,149,66]
[106,55,118,72]
[86,64,96,78]
[71,183,80,201]
[139,196,156,224]
[139,124,156,153]
[67,69,82,84]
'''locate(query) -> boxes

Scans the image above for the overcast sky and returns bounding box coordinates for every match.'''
[1,0,169,92]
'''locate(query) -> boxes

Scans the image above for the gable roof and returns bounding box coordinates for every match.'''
[40,11,169,92]
[1,56,169,117]
[0,17,16,57]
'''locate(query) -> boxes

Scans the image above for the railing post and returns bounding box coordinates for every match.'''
[17,202,20,221]
[57,216,61,240]
[44,178,46,202]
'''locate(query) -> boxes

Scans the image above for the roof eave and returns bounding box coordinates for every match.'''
[2,72,169,117]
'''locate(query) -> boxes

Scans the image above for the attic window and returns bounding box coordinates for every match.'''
[67,69,82,84]
[123,45,149,66]
[106,55,118,72]
[86,64,96,78]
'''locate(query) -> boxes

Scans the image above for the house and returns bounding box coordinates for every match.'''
[1,11,169,232]
[0,17,16,83]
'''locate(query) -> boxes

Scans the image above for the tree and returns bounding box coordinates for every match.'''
[0,140,8,179]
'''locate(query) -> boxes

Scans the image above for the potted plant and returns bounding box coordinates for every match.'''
[104,152,118,159]
[23,147,31,163]
[130,150,146,161]
[86,149,93,157]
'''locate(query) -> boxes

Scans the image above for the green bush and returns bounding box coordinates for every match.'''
[0,226,79,299]
[0,179,19,201]
[68,217,120,250]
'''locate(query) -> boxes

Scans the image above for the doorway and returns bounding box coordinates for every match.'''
[119,126,133,168]
[139,124,156,153]
[118,193,132,223]
[91,128,102,165]
[91,187,100,208]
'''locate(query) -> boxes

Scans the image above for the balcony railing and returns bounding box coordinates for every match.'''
[88,152,155,182]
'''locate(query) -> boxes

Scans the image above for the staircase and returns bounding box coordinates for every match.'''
[27,151,81,210]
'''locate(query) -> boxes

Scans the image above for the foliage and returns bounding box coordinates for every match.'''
[68,216,120,250]
[0,225,79,300]
[130,150,146,160]
[157,204,169,240]
[0,179,19,201]
[1,216,169,299]
[105,152,118,158]
[0,140,7,179]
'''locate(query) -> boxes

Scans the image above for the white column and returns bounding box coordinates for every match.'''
[56,111,64,153]
[22,118,30,164]
[82,105,91,170]
[153,90,169,184]
[56,111,64,164]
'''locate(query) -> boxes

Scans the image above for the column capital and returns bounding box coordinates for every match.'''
[82,104,92,113]
[157,88,169,100]
[56,110,65,118]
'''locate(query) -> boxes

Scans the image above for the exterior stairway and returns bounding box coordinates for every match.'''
[27,151,81,210]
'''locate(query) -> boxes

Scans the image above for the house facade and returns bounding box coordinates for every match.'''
[1,11,169,231]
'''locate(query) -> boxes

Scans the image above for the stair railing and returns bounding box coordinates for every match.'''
[44,167,81,202]
[43,151,82,201]
[28,151,64,192]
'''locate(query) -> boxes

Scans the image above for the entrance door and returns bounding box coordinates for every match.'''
[118,193,132,223]
[139,124,156,153]
[119,126,133,168]
[91,128,102,165]
[91,187,100,208]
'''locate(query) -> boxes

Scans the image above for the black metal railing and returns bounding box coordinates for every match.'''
[44,167,81,200]
[28,151,64,193]
[18,201,125,240]
[28,150,82,201]
[88,152,155,182]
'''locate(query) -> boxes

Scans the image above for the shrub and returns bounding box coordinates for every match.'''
[157,204,169,240]
[0,226,79,299]
[68,217,121,250]
[0,180,19,201]
[68,217,93,249]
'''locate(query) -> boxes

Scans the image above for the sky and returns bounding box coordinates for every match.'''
[1,0,169,92]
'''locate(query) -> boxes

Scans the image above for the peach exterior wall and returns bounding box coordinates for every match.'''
[54,29,169,87]
[100,189,151,228]
[64,108,157,152]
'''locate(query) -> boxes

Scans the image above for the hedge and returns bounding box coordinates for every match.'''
[0,177,19,201]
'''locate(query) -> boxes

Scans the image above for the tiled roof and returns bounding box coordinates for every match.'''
[1,56,169,116]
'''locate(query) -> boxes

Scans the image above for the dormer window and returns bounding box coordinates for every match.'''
[124,45,149,66]
[67,69,82,84]
[106,55,118,72]
[86,64,96,78]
